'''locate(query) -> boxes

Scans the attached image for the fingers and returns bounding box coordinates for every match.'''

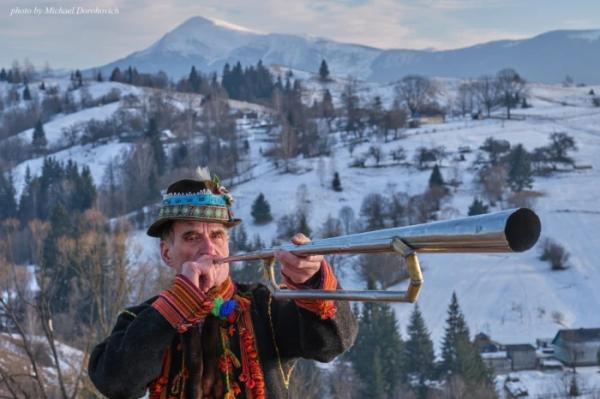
[181,257,227,293]
[302,254,323,262]
[275,249,322,284]
[275,250,323,266]
[199,266,215,293]
[291,233,310,245]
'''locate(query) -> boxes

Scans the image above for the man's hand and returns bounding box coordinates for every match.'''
[275,233,323,285]
[181,255,228,293]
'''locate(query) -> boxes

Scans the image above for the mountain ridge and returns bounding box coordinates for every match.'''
[93,16,600,83]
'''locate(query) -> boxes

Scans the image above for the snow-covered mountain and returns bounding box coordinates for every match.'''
[95,16,600,84]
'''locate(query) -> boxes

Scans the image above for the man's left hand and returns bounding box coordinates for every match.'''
[275,233,323,285]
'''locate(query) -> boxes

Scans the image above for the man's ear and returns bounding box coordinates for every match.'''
[160,240,174,268]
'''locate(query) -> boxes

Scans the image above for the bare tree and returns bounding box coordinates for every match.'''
[496,68,527,119]
[368,145,384,166]
[329,361,362,399]
[277,122,298,173]
[455,81,476,117]
[472,75,499,117]
[394,75,437,117]
[0,224,85,399]
[121,142,158,211]
[476,164,508,205]
[287,359,325,399]
[358,253,408,289]
[338,206,356,235]
[0,212,134,399]
[384,100,408,140]
[341,77,362,139]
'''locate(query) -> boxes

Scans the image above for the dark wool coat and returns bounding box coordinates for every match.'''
[88,283,358,399]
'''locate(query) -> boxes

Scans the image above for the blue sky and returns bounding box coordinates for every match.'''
[1,0,598,70]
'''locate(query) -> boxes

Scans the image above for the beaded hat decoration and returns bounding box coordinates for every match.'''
[146,167,241,237]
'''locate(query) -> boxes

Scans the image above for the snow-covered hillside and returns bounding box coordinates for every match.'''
[224,84,600,348]
[3,75,600,356]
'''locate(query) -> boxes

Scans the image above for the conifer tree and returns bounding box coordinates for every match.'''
[455,339,495,389]
[189,66,200,92]
[332,172,342,192]
[147,169,161,204]
[42,204,73,313]
[151,134,167,176]
[321,89,335,119]
[75,69,83,87]
[468,198,489,216]
[429,164,445,187]
[76,166,97,211]
[405,304,435,384]
[171,143,189,170]
[507,144,533,192]
[251,193,273,224]
[0,68,6,81]
[440,292,470,376]
[97,71,103,82]
[440,293,496,392]
[0,171,18,220]
[146,118,167,176]
[18,166,35,223]
[347,279,405,398]
[23,84,32,100]
[109,67,122,82]
[125,66,133,84]
[250,234,264,252]
[32,119,48,151]
[234,223,249,252]
[319,59,330,81]
[296,211,312,238]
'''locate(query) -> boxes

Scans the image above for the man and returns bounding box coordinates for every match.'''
[88,174,358,398]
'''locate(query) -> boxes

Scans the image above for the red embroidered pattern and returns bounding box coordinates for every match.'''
[237,296,266,399]
[149,347,171,399]
[149,277,236,398]
[152,276,234,332]
[285,260,338,320]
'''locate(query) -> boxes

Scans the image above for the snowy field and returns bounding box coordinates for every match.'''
[225,88,600,347]
[497,367,600,399]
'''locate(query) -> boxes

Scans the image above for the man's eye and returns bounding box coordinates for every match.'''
[212,233,225,240]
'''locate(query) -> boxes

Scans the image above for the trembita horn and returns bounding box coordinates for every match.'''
[214,208,541,303]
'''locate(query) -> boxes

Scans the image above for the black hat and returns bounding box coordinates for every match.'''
[146,175,241,237]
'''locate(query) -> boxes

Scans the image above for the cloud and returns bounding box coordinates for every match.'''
[0,0,596,69]
[402,0,514,11]
[562,18,598,29]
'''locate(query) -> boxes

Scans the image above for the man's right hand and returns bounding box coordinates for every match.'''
[181,256,228,293]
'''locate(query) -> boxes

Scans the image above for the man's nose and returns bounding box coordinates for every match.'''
[197,237,218,256]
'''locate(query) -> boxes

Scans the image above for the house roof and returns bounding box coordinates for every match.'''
[505,344,536,352]
[553,328,600,343]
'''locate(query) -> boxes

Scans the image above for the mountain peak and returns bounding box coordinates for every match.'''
[177,15,259,34]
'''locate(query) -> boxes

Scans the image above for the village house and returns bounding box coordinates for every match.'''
[552,328,600,367]
[482,351,512,374]
[505,344,538,371]
[476,334,537,372]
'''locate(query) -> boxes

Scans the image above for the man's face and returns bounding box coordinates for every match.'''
[160,220,230,274]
